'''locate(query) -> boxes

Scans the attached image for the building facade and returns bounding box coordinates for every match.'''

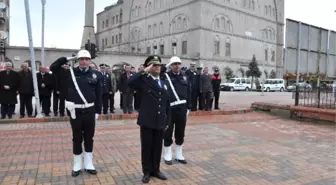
[96,0,285,77]
[0,0,9,63]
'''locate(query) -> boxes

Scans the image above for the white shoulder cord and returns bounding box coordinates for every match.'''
[164,73,181,101]
[69,67,88,105]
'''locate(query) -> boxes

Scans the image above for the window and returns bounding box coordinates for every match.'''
[116,35,118,43]
[148,2,152,12]
[105,38,107,45]
[159,23,164,35]
[215,18,219,28]
[246,79,251,84]
[160,0,164,8]
[268,5,271,15]
[241,79,246,84]
[183,18,187,29]
[137,47,141,53]
[225,43,231,57]
[148,25,151,38]
[271,50,275,61]
[182,40,187,55]
[214,40,220,55]
[120,13,123,23]
[119,33,122,43]
[172,42,177,55]
[102,21,105,29]
[147,47,151,54]
[153,45,158,54]
[153,24,157,37]
[264,49,268,61]
[116,15,119,23]
[160,44,164,55]
[106,20,108,27]
[265,5,267,14]
[132,47,135,53]
[112,17,115,24]
[234,79,240,84]
[252,0,255,10]
[177,17,182,29]
[112,36,114,44]
[101,39,104,48]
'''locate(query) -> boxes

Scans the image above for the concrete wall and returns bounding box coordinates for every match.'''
[284,19,336,77]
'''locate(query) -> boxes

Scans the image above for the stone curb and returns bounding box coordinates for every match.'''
[0,108,253,124]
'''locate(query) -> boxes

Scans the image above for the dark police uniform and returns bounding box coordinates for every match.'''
[211,68,222,109]
[50,56,102,177]
[128,55,170,183]
[99,64,112,114]
[185,67,197,111]
[196,67,203,110]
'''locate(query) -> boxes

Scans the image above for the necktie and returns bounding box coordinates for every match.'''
[155,79,161,88]
[127,73,130,79]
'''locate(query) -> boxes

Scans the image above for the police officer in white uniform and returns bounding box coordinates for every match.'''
[50,50,102,177]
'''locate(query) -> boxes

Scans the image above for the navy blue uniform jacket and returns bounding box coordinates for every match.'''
[50,57,102,114]
[128,72,171,130]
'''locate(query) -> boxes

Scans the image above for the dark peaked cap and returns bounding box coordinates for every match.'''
[144,55,162,67]
[99,64,106,67]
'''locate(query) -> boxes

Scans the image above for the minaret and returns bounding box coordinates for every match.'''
[81,0,96,48]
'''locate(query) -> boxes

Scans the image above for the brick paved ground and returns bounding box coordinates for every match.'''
[0,112,335,185]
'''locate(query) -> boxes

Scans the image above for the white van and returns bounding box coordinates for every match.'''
[220,78,252,91]
[261,79,285,92]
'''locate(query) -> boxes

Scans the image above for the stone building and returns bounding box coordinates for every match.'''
[96,0,285,77]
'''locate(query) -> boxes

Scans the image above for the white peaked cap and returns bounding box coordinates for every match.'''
[77,50,91,59]
[166,56,182,67]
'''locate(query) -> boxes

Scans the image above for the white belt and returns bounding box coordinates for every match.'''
[65,101,94,119]
[72,103,94,108]
[170,100,186,106]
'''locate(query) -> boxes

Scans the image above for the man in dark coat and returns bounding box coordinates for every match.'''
[185,62,197,111]
[0,62,19,119]
[134,64,144,111]
[36,66,53,117]
[118,65,135,114]
[196,67,203,110]
[106,65,117,113]
[55,63,70,117]
[18,62,34,118]
[199,67,213,111]
[99,64,112,115]
[128,55,170,183]
[211,68,222,109]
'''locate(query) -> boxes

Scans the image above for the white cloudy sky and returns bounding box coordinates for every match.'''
[9,0,336,49]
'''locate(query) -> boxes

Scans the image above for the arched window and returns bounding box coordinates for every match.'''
[252,0,255,10]
[148,25,151,38]
[172,21,176,31]
[225,38,231,57]
[215,18,220,29]
[153,24,157,37]
[182,36,188,55]
[268,5,271,15]
[214,36,220,55]
[183,18,187,29]
[268,29,271,40]
[160,0,164,8]
[177,17,182,29]
[221,17,225,29]
[159,22,164,35]
[148,2,152,12]
[264,5,267,14]
[272,8,275,17]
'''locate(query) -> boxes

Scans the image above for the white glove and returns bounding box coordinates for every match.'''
[95,114,99,120]
[66,56,76,61]
[186,110,190,116]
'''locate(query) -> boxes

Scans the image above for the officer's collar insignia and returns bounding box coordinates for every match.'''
[92,73,97,79]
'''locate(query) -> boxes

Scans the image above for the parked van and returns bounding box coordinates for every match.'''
[220,78,252,91]
[260,79,285,92]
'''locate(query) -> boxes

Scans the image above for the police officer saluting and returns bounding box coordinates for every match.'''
[50,50,102,177]
[163,56,191,165]
[128,55,170,183]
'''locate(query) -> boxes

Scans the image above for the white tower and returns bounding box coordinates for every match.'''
[81,0,96,48]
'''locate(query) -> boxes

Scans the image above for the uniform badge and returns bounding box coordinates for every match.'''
[92,73,97,79]
[164,84,167,90]
[106,74,109,77]
[183,76,187,81]
[194,72,196,75]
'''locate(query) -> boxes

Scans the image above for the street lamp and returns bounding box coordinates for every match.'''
[24,0,43,118]
[41,0,46,66]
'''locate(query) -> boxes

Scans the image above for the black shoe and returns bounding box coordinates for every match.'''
[20,115,24,118]
[175,159,188,164]
[85,169,97,175]
[152,172,167,180]
[215,107,220,110]
[54,113,58,117]
[110,110,115,114]
[142,174,150,183]
[71,170,81,177]
[164,160,172,165]
[60,114,65,117]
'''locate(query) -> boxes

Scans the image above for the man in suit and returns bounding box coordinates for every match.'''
[128,55,171,183]
[99,64,112,115]
[36,66,53,117]
[119,65,135,114]
[18,62,34,118]
[199,67,213,111]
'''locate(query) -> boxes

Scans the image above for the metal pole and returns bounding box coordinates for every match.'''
[24,0,43,118]
[326,30,330,78]
[294,22,302,106]
[261,40,265,96]
[41,0,46,66]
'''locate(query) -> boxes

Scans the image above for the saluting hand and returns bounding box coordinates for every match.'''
[144,64,153,72]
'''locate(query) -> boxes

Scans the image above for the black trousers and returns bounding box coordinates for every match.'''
[197,92,203,110]
[70,107,95,155]
[19,94,33,117]
[190,90,198,111]
[109,93,115,112]
[1,104,15,118]
[37,96,51,116]
[102,93,109,114]
[212,89,220,109]
[164,108,187,146]
[140,126,163,175]
[201,92,212,111]
[53,93,65,116]
[122,92,133,114]
[134,92,141,111]
[120,93,123,108]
